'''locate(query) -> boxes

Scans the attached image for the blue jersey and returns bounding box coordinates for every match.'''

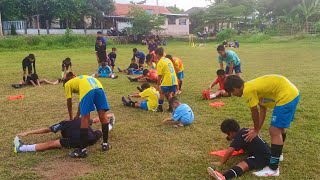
[218,50,241,66]
[98,66,112,76]
[172,104,194,125]
[134,51,146,60]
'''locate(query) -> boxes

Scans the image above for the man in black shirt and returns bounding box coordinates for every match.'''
[108,47,117,72]
[22,54,36,82]
[208,119,271,179]
[95,38,108,66]
[14,114,115,153]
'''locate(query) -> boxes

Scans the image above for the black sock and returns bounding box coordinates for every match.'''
[282,133,287,143]
[23,76,26,82]
[179,81,182,90]
[223,166,243,179]
[269,144,283,170]
[126,101,135,107]
[80,128,88,150]
[102,123,109,144]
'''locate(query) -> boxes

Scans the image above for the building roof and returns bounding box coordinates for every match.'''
[184,7,207,15]
[112,3,171,16]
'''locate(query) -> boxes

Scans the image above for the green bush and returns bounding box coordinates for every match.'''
[237,33,271,43]
[216,29,237,42]
[10,25,17,35]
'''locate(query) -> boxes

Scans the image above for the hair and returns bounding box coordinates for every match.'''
[165,54,173,61]
[101,62,107,67]
[141,82,150,90]
[112,47,117,51]
[65,57,71,62]
[224,75,244,93]
[28,54,35,60]
[133,48,138,53]
[217,45,225,51]
[31,73,39,81]
[142,69,150,76]
[97,31,102,34]
[220,119,240,134]
[131,58,136,62]
[63,72,76,86]
[169,97,180,105]
[146,54,153,61]
[216,69,225,76]
[155,47,164,56]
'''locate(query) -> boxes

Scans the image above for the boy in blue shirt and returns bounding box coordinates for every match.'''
[94,62,118,79]
[217,45,242,77]
[133,48,146,68]
[162,97,194,128]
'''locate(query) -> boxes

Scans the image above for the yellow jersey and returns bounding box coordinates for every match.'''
[156,57,178,86]
[173,57,184,72]
[144,62,156,70]
[64,75,103,101]
[243,75,299,108]
[139,87,160,110]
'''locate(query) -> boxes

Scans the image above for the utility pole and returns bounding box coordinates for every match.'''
[0,11,3,36]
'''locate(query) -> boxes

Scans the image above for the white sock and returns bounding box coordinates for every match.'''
[19,144,36,152]
[210,94,217,99]
[91,73,96,77]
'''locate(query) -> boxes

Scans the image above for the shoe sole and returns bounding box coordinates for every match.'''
[207,167,221,180]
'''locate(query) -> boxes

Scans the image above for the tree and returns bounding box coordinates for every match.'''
[127,6,165,35]
[189,10,206,33]
[295,0,320,25]
[167,4,184,14]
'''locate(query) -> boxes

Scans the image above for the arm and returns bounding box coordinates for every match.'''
[243,106,261,142]
[259,104,267,128]
[162,117,173,123]
[129,93,141,98]
[228,62,234,75]
[157,75,162,90]
[67,98,73,120]
[17,128,51,137]
[30,80,37,87]
[211,147,235,166]
[33,61,36,74]
[74,104,80,120]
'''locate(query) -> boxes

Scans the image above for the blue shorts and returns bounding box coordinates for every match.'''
[226,64,242,74]
[271,95,300,128]
[177,71,184,80]
[140,100,148,110]
[80,88,110,116]
[131,70,143,75]
[161,85,177,93]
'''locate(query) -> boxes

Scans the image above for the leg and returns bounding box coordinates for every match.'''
[40,79,59,85]
[157,88,165,112]
[221,161,248,179]
[35,140,62,151]
[134,101,141,108]
[162,119,179,126]
[98,110,111,151]
[269,126,284,170]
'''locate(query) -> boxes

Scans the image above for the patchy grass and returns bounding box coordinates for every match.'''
[0,40,319,180]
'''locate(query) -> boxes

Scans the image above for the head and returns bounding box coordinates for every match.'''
[65,57,71,64]
[146,54,153,64]
[97,37,102,45]
[131,58,136,64]
[217,45,226,57]
[216,69,226,79]
[169,97,181,109]
[101,62,107,68]
[220,119,240,141]
[28,54,35,61]
[112,47,117,53]
[97,31,102,37]
[165,54,173,62]
[155,47,164,61]
[142,69,150,76]
[133,48,138,53]
[63,72,76,86]
[141,82,150,90]
[224,75,244,97]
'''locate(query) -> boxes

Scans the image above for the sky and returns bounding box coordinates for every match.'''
[115,0,212,11]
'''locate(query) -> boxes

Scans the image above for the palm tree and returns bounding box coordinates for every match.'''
[295,0,320,32]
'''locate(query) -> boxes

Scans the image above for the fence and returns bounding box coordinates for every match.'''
[268,22,319,36]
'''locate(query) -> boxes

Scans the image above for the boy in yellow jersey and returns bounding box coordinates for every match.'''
[121,83,159,111]
[165,55,184,95]
[155,48,178,112]
[63,74,111,158]
[144,54,156,70]
[224,75,300,177]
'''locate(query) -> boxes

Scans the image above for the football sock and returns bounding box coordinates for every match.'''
[102,123,109,144]
[269,144,283,170]
[79,128,88,150]
[19,144,36,152]
[224,166,243,179]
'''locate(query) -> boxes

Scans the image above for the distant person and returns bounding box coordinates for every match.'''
[118,58,142,75]
[222,40,228,47]
[148,39,158,53]
[202,69,230,100]
[234,40,239,48]
[132,48,146,68]
[108,47,117,72]
[95,38,108,66]
[22,54,36,82]
[96,31,107,45]
[93,62,118,79]
[61,57,72,79]
[217,45,242,76]
[165,55,184,95]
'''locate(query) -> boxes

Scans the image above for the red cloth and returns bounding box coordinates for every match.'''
[8,95,25,100]
[213,76,226,90]
[148,70,158,82]
[210,149,244,157]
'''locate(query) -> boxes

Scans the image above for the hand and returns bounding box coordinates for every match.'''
[243,128,258,142]
[210,161,222,166]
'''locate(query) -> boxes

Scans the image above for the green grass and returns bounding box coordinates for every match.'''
[0,40,319,180]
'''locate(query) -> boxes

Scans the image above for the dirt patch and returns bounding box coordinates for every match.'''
[34,158,94,180]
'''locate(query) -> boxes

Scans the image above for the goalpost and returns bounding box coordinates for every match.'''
[188,34,195,47]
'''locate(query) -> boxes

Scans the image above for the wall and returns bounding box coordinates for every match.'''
[161,17,189,36]
[12,29,106,35]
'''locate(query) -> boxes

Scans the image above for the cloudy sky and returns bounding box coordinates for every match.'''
[116,0,213,11]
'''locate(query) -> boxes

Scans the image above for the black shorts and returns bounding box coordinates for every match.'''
[22,62,32,74]
[59,130,101,148]
[98,56,107,63]
[244,154,270,170]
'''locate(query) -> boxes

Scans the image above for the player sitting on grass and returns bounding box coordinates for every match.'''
[63,73,111,158]
[108,47,117,72]
[155,47,178,112]
[14,114,115,153]
[132,48,146,68]
[118,58,142,75]
[12,73,61,88]
[224,75,300,177]
[165,55,184,95]
[144,54,156,70]
[121,82,159,111]
[61,57,72,78]
[207,119,271,180]
[202,69,230,100]
[162,97,194,127]
[127,69,158,83]
[217,45,241,77]
[93,62,118,79]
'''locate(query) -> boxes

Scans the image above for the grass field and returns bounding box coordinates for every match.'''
[0,40,319,180]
